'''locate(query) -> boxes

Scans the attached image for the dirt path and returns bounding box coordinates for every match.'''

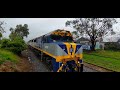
[0,52,32,72]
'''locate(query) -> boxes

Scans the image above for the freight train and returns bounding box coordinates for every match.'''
[28,29,83,72]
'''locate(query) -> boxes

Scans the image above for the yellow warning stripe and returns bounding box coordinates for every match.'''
[30,45,56,59]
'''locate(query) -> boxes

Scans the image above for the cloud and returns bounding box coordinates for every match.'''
[0,18,75,42]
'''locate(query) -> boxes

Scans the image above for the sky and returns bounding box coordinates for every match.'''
[0,18,120,42]
[0,18,75,42]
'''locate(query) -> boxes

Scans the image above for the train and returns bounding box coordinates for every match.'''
[28,29,83,72]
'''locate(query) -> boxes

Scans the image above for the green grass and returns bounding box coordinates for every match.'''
[88,50,120,60]
[83,50,120,72]
[0,49,20,64]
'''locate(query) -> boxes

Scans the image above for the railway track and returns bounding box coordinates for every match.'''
[83,62,115,72]
[26,49,51,72]
[83,66,98,72]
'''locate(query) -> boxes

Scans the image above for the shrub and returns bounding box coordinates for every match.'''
[1,37,27,55]
[104,42,120,51]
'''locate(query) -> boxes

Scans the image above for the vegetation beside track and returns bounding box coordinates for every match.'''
[83,50,120,72]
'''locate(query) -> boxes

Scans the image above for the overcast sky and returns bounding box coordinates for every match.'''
[0,18,76,42]
[1,18,120,42]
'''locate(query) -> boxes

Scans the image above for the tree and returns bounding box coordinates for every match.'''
[0,21,5,33]
[71,31,79,39]
[1,36,27,55]
[0,33,2,40]
[66,18,117,51]
[8,36,27,55]
[9,28,17,41]
[0,21,6,40]
[9,24,29,40]
[0,38,10,48]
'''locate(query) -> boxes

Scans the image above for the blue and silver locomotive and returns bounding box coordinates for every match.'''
[28,29,83,72]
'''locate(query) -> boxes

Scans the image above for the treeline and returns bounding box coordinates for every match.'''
[104,42,120,51]
[0,22,29,55]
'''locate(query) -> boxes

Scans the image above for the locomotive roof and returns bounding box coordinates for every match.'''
[28,29,72,42]
[46,29,72,36]
[49,29,70,34]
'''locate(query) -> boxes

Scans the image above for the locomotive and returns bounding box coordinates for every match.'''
[28,29,83,72]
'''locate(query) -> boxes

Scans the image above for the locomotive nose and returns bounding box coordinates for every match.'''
[63,42,76,57]
[57,42,82,58]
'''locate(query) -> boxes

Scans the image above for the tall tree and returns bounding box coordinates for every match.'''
[66,18,117,51]
[0,21,5,33]
[0,33,2,40]
[0,21,6,40]
[9,24,29,40]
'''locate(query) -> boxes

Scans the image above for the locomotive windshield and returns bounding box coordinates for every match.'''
[50,35,73,42]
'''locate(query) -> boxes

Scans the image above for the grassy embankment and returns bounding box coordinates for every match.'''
[0,49,19,64]
[83,50,120,72]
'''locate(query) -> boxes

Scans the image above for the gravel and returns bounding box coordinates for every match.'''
[83,66,98,72]
[27,49,50,72]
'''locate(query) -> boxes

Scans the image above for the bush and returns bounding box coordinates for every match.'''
[104,42,120,51]
[1,37,27,55]
[0,38,10,48]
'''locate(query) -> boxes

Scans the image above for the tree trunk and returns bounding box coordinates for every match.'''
[91,40,96,51]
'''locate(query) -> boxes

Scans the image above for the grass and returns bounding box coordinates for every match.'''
[88,50,120,60]
[0,49,20,64]
[83,50,120,72]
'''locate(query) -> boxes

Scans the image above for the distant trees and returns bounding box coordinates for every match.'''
[9,24,29,40]
[104,42,120,51]
[71,31,79,39]
[66,18,117,51]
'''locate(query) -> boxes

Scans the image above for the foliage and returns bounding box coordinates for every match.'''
[0,49,19,64]
[0,38,10,48]
[104,42,120,51]
[66,18,117,51]
[2,24,29,55]
[9,24,29,39]
[1,37,27,55]
[0,32,2,40]
[71,31,79,39]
